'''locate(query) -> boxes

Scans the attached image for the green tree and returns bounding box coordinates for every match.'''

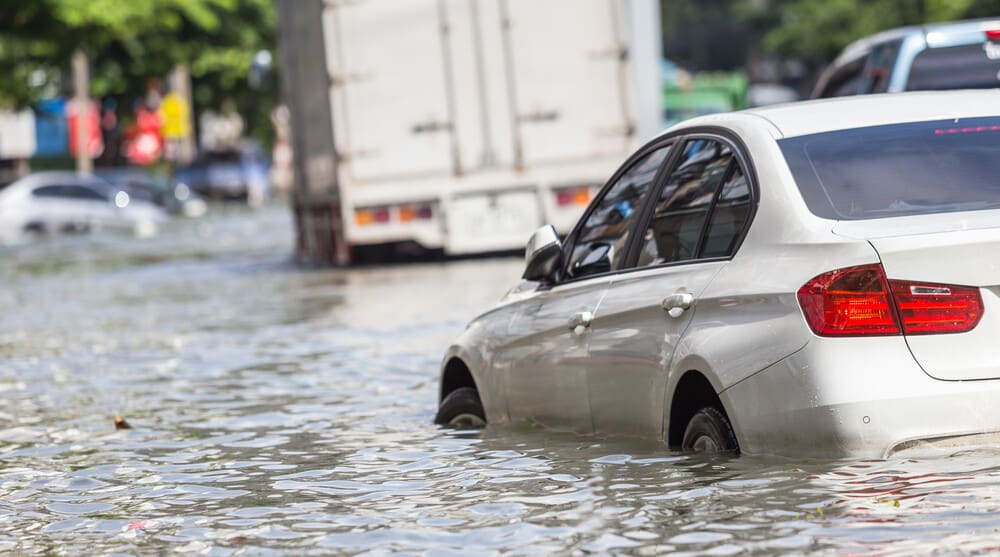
[0,0,277,145]
[742,0,1000,63]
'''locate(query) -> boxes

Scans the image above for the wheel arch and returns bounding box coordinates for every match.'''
[439,356,478,402]
[666,368,735,448]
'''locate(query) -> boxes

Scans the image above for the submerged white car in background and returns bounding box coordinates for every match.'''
[435,90,1000,458]
[0,171,167,243]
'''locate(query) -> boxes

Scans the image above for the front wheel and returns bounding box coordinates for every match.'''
[682,407,739,454]
[434,387,486,428]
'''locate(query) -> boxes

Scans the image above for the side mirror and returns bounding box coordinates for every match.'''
[523,224,563,283]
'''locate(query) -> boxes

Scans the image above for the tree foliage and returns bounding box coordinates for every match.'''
[664,0,1000,71]
[0,0,276,143]
[747,0,1000,62]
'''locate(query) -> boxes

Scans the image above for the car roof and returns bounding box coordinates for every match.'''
[5,171,115,193]
[94,168,147,178]
[667,90,1000,139]
[835,18,1000,63]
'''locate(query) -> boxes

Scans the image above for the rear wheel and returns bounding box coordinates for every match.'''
[434,387,486,428]
[682,407,739,454]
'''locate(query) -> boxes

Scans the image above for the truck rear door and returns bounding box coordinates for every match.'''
[325,0,456,183]
[499,0,633,167]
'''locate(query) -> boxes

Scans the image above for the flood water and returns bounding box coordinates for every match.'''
[4,204,1000,555]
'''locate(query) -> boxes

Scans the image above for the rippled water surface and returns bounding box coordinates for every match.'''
[5,204,1000,555]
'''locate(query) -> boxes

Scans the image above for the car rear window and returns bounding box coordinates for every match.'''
[906,43,1000,91]
[779,117,1000,220]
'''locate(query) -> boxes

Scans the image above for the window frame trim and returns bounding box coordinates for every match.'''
[557,135,683,284]
[552,126,760,287]
[621,129,759,275]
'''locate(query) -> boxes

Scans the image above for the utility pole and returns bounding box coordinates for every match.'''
[275,0,349,265]
[169,63,196,165]
[627,0,663,143]
[72,49,92,175]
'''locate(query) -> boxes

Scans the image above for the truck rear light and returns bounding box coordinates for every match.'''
[987,28,1000,41]
[355,208,374,226]
[357,204,432,226]
[354,206,391,226]
[399,203,433,222]
[555,187,590,207]
[797,264,983,337]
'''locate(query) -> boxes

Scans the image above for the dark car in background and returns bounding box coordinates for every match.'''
[95,168,207,218]
[174,141,270,206]
[813,18,1000,98]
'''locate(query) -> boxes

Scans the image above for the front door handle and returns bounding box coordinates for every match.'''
[568,310,594,332]
[661,292,694,318]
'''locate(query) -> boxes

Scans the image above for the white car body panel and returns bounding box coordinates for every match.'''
[588,261,724,438]
[496,275,610,433]
[743,89,1000,138]
[840,221,1000,382]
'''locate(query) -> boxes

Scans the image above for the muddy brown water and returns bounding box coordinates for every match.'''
[3,204,1000,555]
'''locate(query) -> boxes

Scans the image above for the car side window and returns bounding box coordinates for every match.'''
[32,184,106,201]
[701,164,751,258]
[861,40,901,94]
[71,185,109,201]
[817,57,865,98]
[32,185,65,198]
[634,138,733,267]
[565,144,672,279]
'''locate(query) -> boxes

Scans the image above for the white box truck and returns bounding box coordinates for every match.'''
[322,0,662,257]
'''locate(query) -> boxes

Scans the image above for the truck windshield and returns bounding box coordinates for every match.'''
[779,117,1000,220]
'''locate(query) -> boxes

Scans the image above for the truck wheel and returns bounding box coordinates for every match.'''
[434,387,486,428]
[682,407,739,454]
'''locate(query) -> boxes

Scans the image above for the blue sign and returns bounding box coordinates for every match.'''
[35,98,68,157]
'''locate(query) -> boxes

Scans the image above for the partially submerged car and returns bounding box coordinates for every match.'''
[0,171,167,243]
[435,90,1000,458]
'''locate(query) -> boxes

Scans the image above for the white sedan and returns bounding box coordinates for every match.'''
[434,90,1000,458]
[0,171,167,243]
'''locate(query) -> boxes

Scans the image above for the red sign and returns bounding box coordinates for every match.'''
[66,99,103,158]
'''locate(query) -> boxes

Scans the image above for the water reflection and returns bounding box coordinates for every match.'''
[2,205,1000,554]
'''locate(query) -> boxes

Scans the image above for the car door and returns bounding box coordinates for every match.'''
[498,142,674,432]
[586,136,755,437]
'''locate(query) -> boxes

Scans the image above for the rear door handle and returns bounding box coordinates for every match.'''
[568,310,594,332]
[661,292,694,318]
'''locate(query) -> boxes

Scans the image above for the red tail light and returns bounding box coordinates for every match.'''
[798,264,899,336]
[889,281,982,334]
[797,264,983,337]
[987,29,1000,41]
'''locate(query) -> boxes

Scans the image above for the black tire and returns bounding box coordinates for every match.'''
[682,407,739,454]
[434,387,486,428]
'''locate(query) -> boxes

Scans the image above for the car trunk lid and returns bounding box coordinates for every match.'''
[835,212,1000,380]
